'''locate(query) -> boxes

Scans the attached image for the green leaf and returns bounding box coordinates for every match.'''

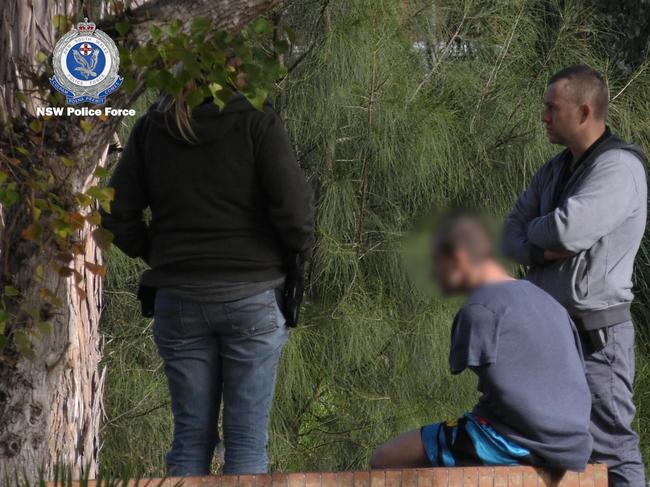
[122,77,137,93]
[0,309,9,334]
[191,17,211,37]
[14,331,35,359]
[92,227,114,251]
[53,220,72,239]
[29,119,42,133]
[186,88,206,108]
[93,167,110,179]
[16,146,30,156]
[150,24,162,43]
[86,186,115,212]
[2,186,19,208]
[115,21,131,36]
[61,156,75,167]
[79,119,92,134]
[52,14,69,32]
[132,46,154,67]
[35,51,49,64]
[37,320,53,336]
[75,192,93,208]
[245,88,268,112]
[4,286,19,297]
[251,17,274,36]
[86,211,102,226]
[86,186,105,200]
[165,19,182,36]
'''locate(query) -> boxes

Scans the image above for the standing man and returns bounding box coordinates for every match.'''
[502,64,648,487]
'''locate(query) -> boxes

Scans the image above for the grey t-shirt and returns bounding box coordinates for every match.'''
[449,279,593,471]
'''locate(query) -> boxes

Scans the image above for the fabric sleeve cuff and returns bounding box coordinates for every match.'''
[530,244,547,266]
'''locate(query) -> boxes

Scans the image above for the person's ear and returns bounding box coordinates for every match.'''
[579,103,591,124]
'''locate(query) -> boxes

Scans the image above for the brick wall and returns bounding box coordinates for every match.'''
[48,464,608,487]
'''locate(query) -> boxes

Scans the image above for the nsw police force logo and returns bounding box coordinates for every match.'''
[49,18,123,105]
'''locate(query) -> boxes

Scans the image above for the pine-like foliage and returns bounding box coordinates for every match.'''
[99,0,650,476]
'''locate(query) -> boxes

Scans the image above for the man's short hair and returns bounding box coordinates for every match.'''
[548,64,609,121]
[433,212,495,263]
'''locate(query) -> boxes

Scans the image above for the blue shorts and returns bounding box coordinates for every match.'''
[421,413,541,467]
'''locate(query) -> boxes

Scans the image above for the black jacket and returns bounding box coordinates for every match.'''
[100,93,315,287]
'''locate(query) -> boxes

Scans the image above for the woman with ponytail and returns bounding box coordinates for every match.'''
[100,64,315,475]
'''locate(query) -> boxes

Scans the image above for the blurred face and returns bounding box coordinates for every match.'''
[431,247,471,295]
[542,80,584,146]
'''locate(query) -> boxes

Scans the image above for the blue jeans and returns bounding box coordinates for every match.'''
[152,287,289,476]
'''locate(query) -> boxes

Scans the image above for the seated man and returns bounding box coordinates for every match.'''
[370,213,593,472]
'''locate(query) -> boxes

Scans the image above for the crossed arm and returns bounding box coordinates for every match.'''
[502,155,637,266]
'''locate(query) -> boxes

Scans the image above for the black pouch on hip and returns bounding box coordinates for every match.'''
[281,252,306,327]
[582,327,609,354]
[136,283,157,318]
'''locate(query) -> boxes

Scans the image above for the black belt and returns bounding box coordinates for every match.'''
[571,302,632,332]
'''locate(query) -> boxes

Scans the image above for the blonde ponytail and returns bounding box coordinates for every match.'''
[158,62,201,145]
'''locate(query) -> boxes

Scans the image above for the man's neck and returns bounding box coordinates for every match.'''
[469,261,515,289]
[568,125,608,163]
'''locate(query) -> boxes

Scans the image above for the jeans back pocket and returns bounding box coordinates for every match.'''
[224,289,280,337]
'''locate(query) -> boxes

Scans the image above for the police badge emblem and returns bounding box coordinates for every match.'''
[49,18,123,105]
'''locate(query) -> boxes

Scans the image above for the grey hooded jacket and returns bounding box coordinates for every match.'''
[502,130,648,331]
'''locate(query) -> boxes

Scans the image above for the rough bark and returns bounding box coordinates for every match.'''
[0,0,282,480]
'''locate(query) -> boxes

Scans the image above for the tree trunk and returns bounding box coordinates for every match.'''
[0,0,282,480]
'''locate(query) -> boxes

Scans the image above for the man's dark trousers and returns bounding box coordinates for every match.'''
[580,321,645,487]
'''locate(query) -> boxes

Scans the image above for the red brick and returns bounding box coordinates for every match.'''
[578,469,594,487]
[273,473,289,487]
[322,472,338,487]
[522,468,538,487]
[354,471,371,487]
[306,472,323,487]
[239,475,256,487]
[401,468,417,487]
[170,477,209,487]
[48,464,610,487]
[432,467,449,487]
[591,464,608,487]
[561,471,580,487]
[339,471,355,487]
[417,468,436,487]
[385,470,402,487]
[204,477,221,487]
[462,467,479,487]
[494,468,508,487]
[506,466,524,487]
[477,466,494,487]
[370,469,386,487]
[448,468,463,487]
[288,473,306,487]
[221,474,238,487]
[257,473,273,487]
